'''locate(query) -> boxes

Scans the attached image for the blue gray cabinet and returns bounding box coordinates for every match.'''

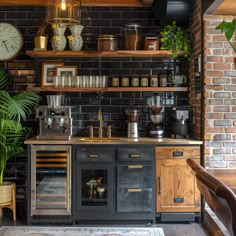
[73,144,155,223]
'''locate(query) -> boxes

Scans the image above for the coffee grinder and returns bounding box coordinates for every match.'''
[147,94,165,138]
[126,108,140,138]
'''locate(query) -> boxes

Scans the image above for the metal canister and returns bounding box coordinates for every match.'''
[144,36,159,50]
[98,35,118,51]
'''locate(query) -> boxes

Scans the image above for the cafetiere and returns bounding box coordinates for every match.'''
[147,94,165,138]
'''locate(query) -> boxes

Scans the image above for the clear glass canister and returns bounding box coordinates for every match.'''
[98,35,118,51]
[125,24,142,50]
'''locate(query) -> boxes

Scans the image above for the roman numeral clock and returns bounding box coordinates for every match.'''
[0,23,23,61]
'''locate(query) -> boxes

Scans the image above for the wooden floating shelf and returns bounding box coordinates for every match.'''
[28,86,189,92]
[26,50,183,58]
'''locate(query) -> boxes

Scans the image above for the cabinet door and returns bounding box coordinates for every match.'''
[156,159,200,213]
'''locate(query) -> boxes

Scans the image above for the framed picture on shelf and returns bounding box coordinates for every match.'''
[56,66,78,77]
[41,61,64,87]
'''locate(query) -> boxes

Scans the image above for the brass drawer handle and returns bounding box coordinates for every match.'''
[129,154,141,158]
[88,154,100,158]
[127,188,142,193]
[128,165,143,169]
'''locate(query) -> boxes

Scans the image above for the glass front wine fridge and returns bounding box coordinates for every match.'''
[29,145,72,224]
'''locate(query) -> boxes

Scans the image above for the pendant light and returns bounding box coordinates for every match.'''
[46,0,81,26]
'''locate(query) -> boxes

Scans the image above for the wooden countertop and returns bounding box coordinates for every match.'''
[24,137,203,145]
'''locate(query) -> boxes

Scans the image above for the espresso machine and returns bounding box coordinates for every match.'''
[126,108,140,138]
[171,106,190,138]
[36,95,73,140]
[147,94,165,138]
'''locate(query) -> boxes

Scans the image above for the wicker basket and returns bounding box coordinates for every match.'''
[0,182,15,204]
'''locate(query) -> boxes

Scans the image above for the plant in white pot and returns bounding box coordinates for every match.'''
[0,65,39,220]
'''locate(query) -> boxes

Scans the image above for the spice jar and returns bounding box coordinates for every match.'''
[150,75,158,87]
[98,35,118,51]
[140,75,149,87]
[121,75,129,87]
[160,74,168,87]
[131,75,140,87]
[144,36,159,50]
[125,24,142,50]
[111,75,120,87]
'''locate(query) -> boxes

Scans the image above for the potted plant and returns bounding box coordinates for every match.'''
[0,65,39,217]
[160,21,191,59]
[215,18,236,53]
[34,21,49,50]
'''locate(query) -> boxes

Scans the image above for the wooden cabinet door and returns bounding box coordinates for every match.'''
[156,158,200,213]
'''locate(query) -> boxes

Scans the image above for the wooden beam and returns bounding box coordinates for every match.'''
[205,0,236,15]
[0,0,149,7]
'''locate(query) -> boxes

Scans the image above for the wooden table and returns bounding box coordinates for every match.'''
[207,168,236,194]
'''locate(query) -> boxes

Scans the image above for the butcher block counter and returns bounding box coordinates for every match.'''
[24,137,203,145]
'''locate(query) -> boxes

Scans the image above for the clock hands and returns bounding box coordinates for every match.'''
[2,40,9,53]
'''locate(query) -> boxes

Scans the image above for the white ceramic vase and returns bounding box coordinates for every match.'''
[68,24,84,51]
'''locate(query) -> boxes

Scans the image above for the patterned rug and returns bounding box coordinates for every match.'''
[0,226,165,236]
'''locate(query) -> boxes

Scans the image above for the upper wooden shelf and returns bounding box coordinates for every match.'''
[0,0,150,7]
[26,50,181,58]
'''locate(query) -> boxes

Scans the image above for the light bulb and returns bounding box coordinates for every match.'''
[61,0,66,10]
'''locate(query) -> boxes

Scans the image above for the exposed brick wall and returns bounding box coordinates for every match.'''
[204,14,236,168]
[189,0,203,140]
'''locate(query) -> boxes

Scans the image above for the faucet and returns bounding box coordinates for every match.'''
[98,108,103,138]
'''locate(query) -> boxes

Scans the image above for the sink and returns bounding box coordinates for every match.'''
[78,137,121,142]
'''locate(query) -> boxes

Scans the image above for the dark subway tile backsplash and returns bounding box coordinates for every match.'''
[2,5,189,138]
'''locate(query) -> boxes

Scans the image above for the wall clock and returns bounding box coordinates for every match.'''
[0,23,23,61]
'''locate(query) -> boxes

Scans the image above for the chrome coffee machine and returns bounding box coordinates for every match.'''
[36,106,73,140]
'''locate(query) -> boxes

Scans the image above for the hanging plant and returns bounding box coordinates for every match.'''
[160,21,191,60]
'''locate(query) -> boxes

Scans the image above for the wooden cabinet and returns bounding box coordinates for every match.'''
[155,146,201,217]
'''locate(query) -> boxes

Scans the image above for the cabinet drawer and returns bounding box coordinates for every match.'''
[117,148,153,162]
[117,165,152,188]
[156,146,200,159]
[75,147,114,162]
[117,189,152,212]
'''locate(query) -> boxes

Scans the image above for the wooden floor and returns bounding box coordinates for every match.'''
[0,209,211,236]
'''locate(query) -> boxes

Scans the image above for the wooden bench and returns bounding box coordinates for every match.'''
[186,158,236,236]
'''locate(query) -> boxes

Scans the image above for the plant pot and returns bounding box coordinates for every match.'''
[0,182,15,204]
[34,36,48,50]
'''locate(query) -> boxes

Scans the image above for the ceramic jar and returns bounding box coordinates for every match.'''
[67,24,84,51]
[51,23,67,51]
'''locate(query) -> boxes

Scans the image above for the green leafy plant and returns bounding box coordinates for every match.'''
[215,19,236,53]
[0,65,40,186]
[160,21,191,59]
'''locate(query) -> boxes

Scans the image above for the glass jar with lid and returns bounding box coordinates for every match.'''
[111,75,120,87]
[140,74,149,87]
[125,24,142,50]
[98,35,118,51]
[131,74,140,87]
[121,75,130,87]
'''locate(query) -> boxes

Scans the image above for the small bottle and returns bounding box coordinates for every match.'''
[121,74,129,87]
[140,75,149,87]
[150,75,158,87]
[111,75,120,87]
[131,74,140,87]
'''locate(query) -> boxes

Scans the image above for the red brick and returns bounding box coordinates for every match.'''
[226,128,236,133]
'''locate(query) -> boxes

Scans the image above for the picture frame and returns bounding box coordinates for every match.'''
[56,66,78,77]
[41,61,64,87]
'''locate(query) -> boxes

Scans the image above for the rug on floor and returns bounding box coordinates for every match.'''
[0,226,165,236]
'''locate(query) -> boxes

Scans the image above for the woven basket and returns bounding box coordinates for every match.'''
[0,182,15,204]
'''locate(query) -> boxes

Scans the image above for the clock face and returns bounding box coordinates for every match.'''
[0,23,23,61]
